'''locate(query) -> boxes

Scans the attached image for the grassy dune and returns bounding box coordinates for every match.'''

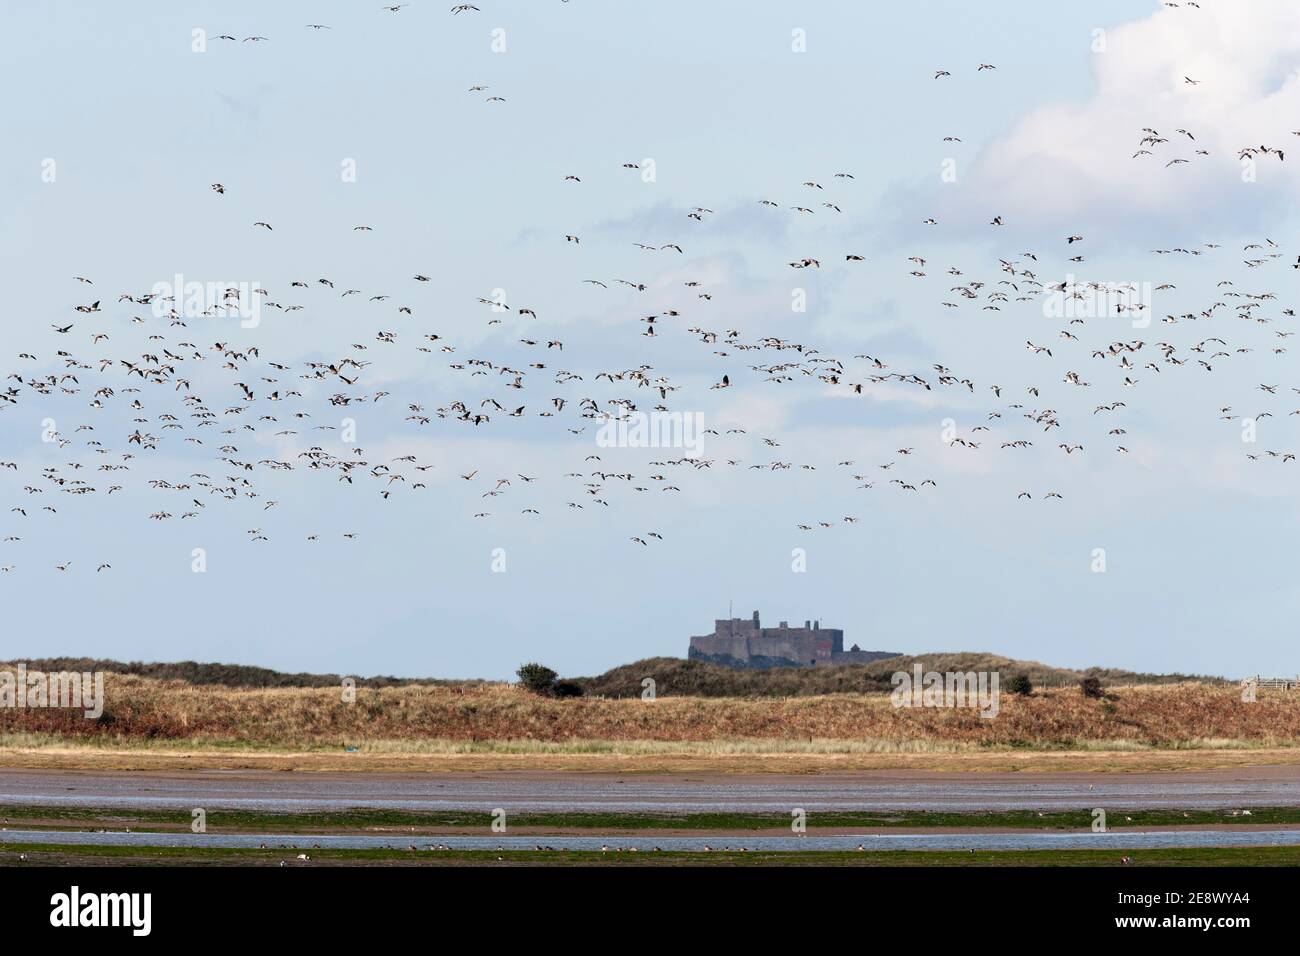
[0,672,1294,753]
[578,654,1226,697]
[10,653,1227,695]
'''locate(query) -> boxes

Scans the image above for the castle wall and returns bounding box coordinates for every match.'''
[689,632,753,661]
[689,612,894,669]
[752,628,833,665]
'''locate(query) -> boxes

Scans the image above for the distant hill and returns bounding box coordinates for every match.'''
[2,653,1227,697]
[575,653,1228,699]
[3,658,464,690]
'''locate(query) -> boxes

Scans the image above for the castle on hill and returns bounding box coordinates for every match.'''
[688,610,899,669]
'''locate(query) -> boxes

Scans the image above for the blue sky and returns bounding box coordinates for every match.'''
[3,0,1299,680]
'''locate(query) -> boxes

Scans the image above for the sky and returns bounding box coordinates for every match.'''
[2,0,1299,680]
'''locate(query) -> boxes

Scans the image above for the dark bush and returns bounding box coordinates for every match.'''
[516,663,558,694]
[1080,677,1104,699]
[1006,674,1033,696]
[552,681,584,699]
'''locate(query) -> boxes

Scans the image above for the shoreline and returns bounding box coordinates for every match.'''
[6,843,1300,867]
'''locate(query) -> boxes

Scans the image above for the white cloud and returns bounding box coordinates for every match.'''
[945,0,1300,237]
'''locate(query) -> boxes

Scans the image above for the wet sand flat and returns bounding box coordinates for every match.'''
[2,764,1298,813]
[5,827,1300,853]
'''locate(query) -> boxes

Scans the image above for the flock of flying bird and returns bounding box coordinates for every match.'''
[3,1,1294,574]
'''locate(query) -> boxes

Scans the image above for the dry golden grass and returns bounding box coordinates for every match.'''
[2,674,1299,756]
[3,741,1300,774]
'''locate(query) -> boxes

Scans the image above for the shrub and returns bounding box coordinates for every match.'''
[516,663,558,695]
[1080,677,1104,699]
[552,681,584,699]
[1006,674,1033,696]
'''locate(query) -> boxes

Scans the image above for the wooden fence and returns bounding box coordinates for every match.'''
[1247,676,1299,691]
